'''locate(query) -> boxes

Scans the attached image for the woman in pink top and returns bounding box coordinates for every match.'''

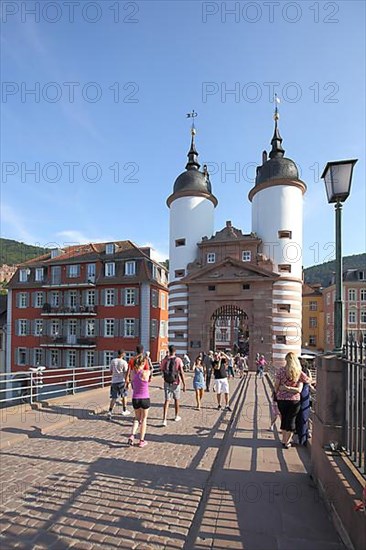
[274,352,312,448]
[126,350,151,448]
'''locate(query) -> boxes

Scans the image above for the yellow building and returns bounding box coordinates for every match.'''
[302,283,325,352]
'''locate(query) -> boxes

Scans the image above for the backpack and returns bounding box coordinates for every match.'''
[163,357,179,384]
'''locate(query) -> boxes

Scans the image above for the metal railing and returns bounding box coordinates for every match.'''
[343,338,365,477]
[0,362,161,408]
[41,304,97,315]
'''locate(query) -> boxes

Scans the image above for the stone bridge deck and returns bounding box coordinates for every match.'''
[0,374,344,549]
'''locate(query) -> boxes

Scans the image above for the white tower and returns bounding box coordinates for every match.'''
[167,126,217,354]
[249,110,307,366]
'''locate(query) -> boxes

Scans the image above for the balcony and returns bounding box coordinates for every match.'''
[40,336,97,348]
[42,277,96,288]
[41,304,97,316]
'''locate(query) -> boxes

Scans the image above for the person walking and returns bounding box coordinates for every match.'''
[256,354,267,379]
[160,345,186,426]
[193,356,205,410]
[274,352,312,448]
[107,350,130,420]
[203,351,213,392]
[125,347,151,448]
[213,352,231,411]
[183,353,191,372]
[227,353,235,378]
[295,358,315,445]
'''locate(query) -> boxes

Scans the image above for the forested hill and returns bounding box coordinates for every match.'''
[0,237,364,288]
[303,253,366,287]
[0,238,50,266]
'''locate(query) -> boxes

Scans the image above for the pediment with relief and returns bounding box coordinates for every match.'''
[183,257,278,283]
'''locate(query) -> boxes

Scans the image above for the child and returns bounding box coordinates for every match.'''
[269,392,280,431]
[126,349,151,448]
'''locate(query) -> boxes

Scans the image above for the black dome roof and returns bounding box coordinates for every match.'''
[173,169,212,194]
[256,157,299,185]
[255,119,299,185]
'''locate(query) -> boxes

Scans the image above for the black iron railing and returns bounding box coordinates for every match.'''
[343,336,365,477]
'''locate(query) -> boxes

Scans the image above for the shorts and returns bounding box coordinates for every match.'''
[214,378,229,394]
[164,382,181,401]
[132,398,150,410]
[110,382,127,399]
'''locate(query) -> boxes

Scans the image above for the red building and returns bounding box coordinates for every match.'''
[7,241,169,372]
[322,268,366,350]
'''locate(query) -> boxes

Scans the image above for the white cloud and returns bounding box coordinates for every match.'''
[1,203,37,244]
[55,230,112,247]
[141,242,168,262]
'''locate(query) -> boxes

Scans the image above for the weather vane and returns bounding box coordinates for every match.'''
[273,94,280,121]
[186,109,198,134]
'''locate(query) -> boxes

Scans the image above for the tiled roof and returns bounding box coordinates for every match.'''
[21,241,139,266]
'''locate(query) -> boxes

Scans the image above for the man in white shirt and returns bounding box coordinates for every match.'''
[107,350,130,420]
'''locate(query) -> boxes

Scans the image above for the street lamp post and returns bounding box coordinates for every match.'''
[321,159,358,353]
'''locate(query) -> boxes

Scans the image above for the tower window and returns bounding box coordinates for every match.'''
[175,239,186,247]
[278,230,292,239]
[242,251,251,262]
[207,253,216,263]
[277,304,291,312]
[175,306,184,314]
[242,284,250,290]
[208,285,216,291]
[174,269,185,278]
[279,264,291,273]
[175,332,184,339]
[276,335,287,344]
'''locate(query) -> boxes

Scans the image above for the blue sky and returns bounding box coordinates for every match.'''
[1,0,365,267]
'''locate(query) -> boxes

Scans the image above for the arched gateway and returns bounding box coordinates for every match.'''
[210,305,249,354]
[167,116,305,368]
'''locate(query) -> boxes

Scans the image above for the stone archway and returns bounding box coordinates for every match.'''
[210,305,249,354]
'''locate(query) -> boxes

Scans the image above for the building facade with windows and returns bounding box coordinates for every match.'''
[167,114,307,369]
[6,241,168,372]
[323,268,366,350]
[302,283,325,352]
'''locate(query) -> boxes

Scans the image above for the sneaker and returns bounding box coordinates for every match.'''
[269,425,274,431]
[128,435,134,446]
[138,440,148,448]
[225,406,232,412]
[122,410,131,416]
[217,405,221,410]
[107,411,112,420]
[162,419,167,427]
[174,416,182,422]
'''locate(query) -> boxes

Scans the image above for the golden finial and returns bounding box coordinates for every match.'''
[273,94,280,121]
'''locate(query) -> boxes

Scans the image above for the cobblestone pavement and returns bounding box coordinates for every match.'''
[0,375,244,549]
[0,374,344,549]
